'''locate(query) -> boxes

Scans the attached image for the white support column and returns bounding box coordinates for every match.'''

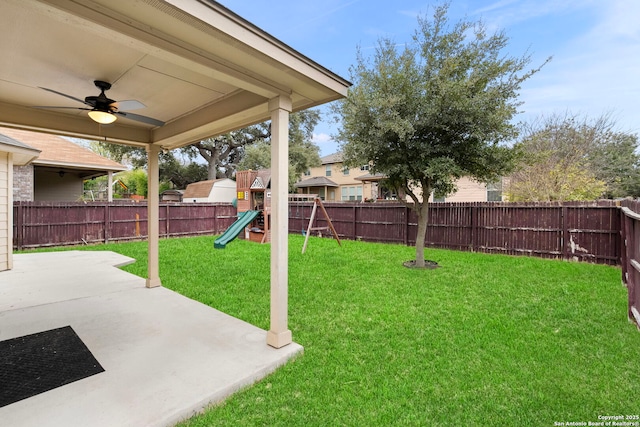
[146,144,162,288]
[267,95,292,348]
[107,171,113,202]
[6,153,14,271]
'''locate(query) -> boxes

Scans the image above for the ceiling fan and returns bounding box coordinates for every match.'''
[36,80,165,127]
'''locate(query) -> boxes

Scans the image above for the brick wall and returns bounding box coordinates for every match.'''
[13,164,33,201]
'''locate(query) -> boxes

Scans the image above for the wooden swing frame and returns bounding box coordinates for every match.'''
[301,196,341,253]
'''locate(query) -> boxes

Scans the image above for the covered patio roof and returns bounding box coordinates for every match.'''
[0,0,350,351]
[0,0,349,148]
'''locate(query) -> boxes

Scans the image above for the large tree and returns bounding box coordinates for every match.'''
[506,112,640,201]
[334,3,547,267]
[186,124,270,179]
[89,141,206,189]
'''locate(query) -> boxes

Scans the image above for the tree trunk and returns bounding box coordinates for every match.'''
[414,201,430,267]
[207,161,217,180]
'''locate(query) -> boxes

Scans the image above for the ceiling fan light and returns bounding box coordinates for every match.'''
[88,110,116,124]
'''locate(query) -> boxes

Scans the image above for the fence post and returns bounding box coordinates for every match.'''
[561,205,569,260]
[15,202,23,251]
[352,204,357,240]
[621,204,628,269]
[165,204,170,237]
[470,204,477,252]
[104,203,110,243]
[405,205,410,246]
[213,204,218,234]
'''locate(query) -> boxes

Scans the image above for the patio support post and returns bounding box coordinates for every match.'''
[267,95,293,348]
[146,144,162,288]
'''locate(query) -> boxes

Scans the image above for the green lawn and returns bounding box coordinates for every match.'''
[34,235,640,425]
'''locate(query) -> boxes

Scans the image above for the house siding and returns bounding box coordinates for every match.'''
[300,158,373,201]
[430,177,489,202]
[34,169,84,201]
[0,152,10,271]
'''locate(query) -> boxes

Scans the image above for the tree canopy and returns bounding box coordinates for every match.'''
[334,2,547,267]
[93,110,322,190]
[506,112,640,201]
[237,110,322,191]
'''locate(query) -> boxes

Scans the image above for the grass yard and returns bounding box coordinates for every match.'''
[38,235,640,425]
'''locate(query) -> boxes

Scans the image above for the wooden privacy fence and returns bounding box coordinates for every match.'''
[290,200,621,265]
[14,200,621,265]
[12,201,236,249]
[620,200,640,326]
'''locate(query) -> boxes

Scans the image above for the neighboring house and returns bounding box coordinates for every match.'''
[0,127,127,202]
[295,152,381,201]
[0,133,40,271]
[429,177,505,202]
[182,178,236,203]
[295,151,505,203]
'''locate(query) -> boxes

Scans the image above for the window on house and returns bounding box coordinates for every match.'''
[360,165,370,171]
[304,169,311,176]
[325,165,332,177]
[432,194,445,203]
[487,180,503,201]
[341,186,363,201]
[343,166,350,175]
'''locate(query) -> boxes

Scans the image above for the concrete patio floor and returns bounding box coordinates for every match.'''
[0,251,303,427]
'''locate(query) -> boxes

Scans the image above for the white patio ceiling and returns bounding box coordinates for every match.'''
[0,0,349,149]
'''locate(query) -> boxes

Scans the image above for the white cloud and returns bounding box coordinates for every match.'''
[312,133,333,144]
[470,0,594,28]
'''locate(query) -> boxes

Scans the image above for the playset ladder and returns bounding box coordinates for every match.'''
[302,197,341,253]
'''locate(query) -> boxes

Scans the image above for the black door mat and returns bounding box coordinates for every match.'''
[0,326,105,408]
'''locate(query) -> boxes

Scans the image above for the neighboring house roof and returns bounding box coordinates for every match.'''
[183,180,218,199]
[321,152,343,165]
[295,176,339,188]
[162,190,184,196]
[183,179,235,199]
[0,127,126,175]
[0,133,40,166]
[355,173,386,182]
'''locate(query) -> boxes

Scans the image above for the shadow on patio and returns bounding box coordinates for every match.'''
[0,251,302,427]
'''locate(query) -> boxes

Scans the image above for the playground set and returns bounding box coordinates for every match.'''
[214,169,340,251]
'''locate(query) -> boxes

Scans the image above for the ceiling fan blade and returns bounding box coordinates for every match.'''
[38,87,88,105]
[115,111,165,127]
[33,106,91,111]
[113,100,145,111]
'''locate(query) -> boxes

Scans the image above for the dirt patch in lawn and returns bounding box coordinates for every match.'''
[403,260,440,269]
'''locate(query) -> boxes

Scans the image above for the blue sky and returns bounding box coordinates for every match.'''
[219,0,640,156]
